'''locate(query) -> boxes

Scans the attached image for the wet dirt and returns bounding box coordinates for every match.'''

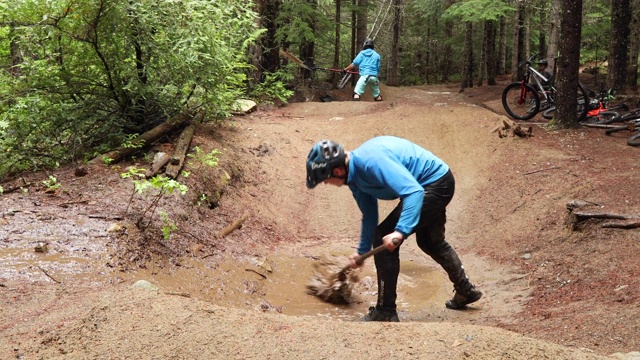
[1,79,639,359]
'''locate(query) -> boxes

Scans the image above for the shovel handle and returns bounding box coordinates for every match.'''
[355,238,401,266]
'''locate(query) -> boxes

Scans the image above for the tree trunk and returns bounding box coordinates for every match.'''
[248,1,265,86]
[524,3,531,57]
[299,0,318,80]
[627,0,640,91]
[351,0,358,86]
[547,0,561,75]
[356,0,368,49]
[538,0,548,57]
[607,0,631,93]
[461,22,474,89]
[486,20,497,85]
[497,16,506,75]
[511,1,526,81]
[261,0,281,73]
[333,0,342,87]
[442,0,456,82]
[553,0,583,128]
[388,0,401,86]
[477,22,486,87]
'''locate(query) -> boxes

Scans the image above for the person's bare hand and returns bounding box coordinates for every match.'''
[382,231,404,251]
[348,252,363,268]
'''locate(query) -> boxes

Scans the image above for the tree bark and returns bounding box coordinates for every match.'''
[442,0,456,82]
[389,0,402,86]
[333,0,341,87]
[461,22,474,89]
[628,0,640,91]
[299,0,318,80]
[477,22,486,87]
[497,16,506,75]
[486,20,497,85]
[356,0,368,49]
[261,0,281,73]
[538,0,548,57]
[547,0,561,74]
[553,0,583,128]
[607,0,631,93]
[511,1,526,81]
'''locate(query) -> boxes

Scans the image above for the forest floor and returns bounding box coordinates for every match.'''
[1,75,639,359]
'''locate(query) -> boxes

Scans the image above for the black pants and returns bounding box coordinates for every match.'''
[372,169,458,310]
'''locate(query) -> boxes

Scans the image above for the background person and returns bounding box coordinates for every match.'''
[343,39,382,101]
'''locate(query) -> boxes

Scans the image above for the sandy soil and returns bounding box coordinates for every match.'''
[1,79,639,360]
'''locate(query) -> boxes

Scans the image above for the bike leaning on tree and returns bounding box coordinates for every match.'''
[501,54,589,122]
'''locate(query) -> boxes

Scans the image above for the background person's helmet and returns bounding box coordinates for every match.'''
[306,140,346,189]
[363,38,375,50]
[538,59,548,66]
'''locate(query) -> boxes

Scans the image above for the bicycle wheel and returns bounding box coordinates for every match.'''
[628,132,640,147]
[605,124,630,135]
[617,109,640,123]
[502,83,540,120]
[576,84,589,122]
[540,85,588,121]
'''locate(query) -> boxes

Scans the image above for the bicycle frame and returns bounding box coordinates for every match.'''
[528,67,554,103]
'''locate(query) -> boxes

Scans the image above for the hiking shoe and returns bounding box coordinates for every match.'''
[445,287,483,310]
[362,306,399,322]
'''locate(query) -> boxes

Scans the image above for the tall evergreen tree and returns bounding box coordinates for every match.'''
[553,0,583,128]
[607,0,630,92]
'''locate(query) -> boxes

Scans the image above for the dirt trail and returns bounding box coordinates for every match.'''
[1,84,639,359]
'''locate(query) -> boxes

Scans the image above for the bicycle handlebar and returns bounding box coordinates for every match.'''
[519,53,542,68]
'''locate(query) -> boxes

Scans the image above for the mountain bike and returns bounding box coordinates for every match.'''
[545,82,627,124]
[502,54,589,121]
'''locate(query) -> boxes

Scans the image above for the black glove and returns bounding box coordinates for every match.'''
[341,68,347,75]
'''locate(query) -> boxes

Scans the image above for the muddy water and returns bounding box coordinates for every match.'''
[0,226,448,321]
[1,199,456,321]
[115,242,449,321]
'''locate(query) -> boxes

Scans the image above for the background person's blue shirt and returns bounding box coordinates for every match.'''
[347,136,449,254]
[353,48,381,76]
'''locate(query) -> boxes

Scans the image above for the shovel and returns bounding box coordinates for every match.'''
[306,238,401,304]
[336,238,401,281]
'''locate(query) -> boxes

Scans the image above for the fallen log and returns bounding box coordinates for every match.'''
[1,182,32,194]
[572,212,639,221]
[602,221,640,229]
[89,111,201,165]
[165,124,195,179]
[145,152,172,178]
[567,208,640,231]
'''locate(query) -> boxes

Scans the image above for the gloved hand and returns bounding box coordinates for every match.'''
[341,68,347,75]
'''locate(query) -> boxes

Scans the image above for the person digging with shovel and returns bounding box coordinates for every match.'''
[305,136,482,322]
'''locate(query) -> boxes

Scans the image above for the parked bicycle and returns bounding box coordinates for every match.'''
[545,82,627,124]
[502,54,589,121]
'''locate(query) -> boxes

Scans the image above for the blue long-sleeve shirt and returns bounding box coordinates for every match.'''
[347,136,449,254]
[352,48,381,76]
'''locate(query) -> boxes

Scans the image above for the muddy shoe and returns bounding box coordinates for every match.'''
[362,306,399,322]
[445,287,483,310]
